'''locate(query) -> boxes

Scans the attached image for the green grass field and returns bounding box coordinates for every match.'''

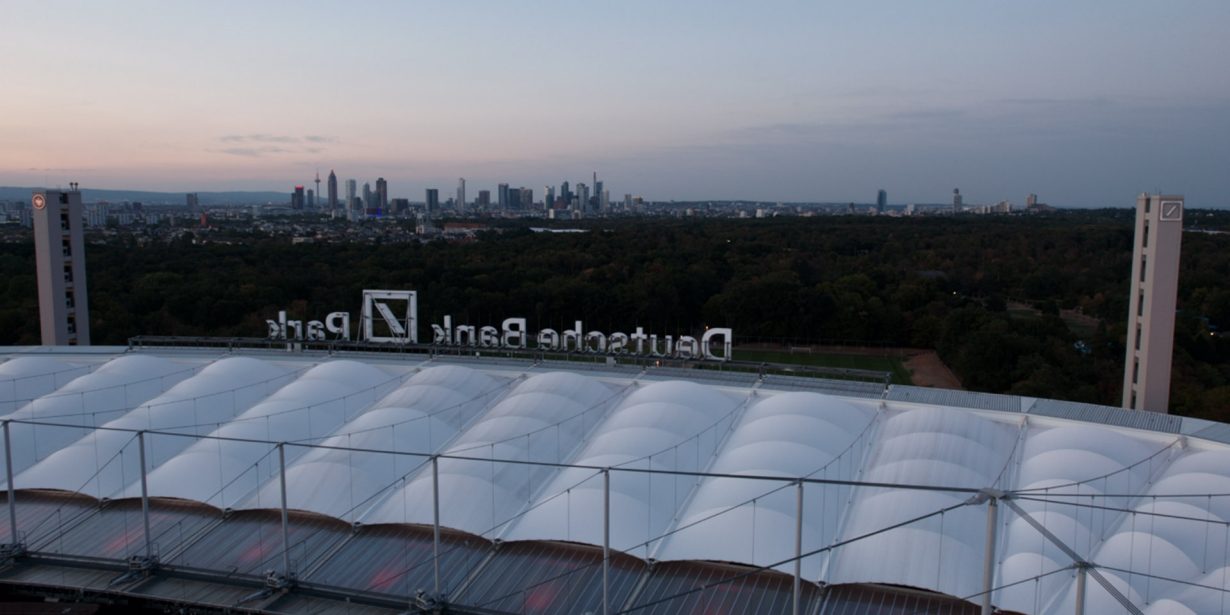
[733,349,911,385]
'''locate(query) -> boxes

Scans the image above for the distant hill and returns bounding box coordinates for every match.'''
[0,186,289,206]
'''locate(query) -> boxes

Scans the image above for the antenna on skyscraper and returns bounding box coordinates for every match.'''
[315,169,322,209]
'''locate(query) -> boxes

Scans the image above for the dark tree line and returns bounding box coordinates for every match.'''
[1,211,1227,419]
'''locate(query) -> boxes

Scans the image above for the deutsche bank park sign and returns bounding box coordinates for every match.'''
[267,290,733,361]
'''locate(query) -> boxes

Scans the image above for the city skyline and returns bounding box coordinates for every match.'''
[5,2,1229,207]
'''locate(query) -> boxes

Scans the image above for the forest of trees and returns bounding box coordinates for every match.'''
[1,211,1228,420]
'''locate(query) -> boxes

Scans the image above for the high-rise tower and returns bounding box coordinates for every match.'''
[457,178,466,214]
[1123,194,1184,413]
[498,183,509,210]
[376,178,388,213]
[32,185,90,345]
[327,170,338,211]
[425,188,439,217]
[314,170,322,209]
[877,189,887,214]
[345,179,357,221]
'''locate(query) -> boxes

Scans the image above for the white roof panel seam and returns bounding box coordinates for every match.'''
[262,366,518,520]
[359,372,622,532]
[487,381,644,541]
[645,390,761,559]
[655,392,877,575]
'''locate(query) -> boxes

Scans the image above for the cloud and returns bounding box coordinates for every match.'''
[212,133,339,157]
[219,134,299,144]
[216,146,293,157]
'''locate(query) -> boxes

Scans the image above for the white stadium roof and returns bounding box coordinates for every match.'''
[1,345,1228,614]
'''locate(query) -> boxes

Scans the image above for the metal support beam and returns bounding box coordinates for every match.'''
[432,454,441,597]
[793,479,803,615]
[1000,497,1141,615]
[278,442,290,577]
[981,494,998,615]
[1075,563,1087,615]
[138,431,152,559]
[4,421,16,545]
[603,468,611,615]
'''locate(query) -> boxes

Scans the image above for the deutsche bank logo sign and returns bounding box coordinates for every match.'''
[360,290,418,344]
[267,288,732,360]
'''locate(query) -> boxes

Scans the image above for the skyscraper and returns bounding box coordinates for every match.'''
[425,188,439,217]
[185,193,199,213]
[345,179,357,221]
[327,170,339,211]
[560,181,570,206]
[1123,194,1184,413]
[545,185,555,210]
[876,189,887,214]
[376,178,388,212]
[593,179,604,211]
[952,188,963,212]
[32,186,90,345]
[576,183,590,212]
[477,190,491,208]
[498,183,510,210]
[307,188,315,209]
[457,178,466,214]
[508,187,521,211]
[291,186,305,210]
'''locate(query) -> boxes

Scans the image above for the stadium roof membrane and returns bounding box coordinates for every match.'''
[0,345,1227,614]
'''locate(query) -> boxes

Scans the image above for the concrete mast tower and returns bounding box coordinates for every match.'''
[32,184,90,345]
[314,170,322,210]
[1122,193,1184,413]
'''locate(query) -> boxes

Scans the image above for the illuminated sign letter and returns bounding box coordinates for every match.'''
[700,328,733,361]
[585,331,607,353]
[455,325,476,346]
[361,290,418,344]
[561,321,584,352]
[502,318,527,348]
[325,312,351,340]
[266,310,288,339]
[479,326,500,347]
[432,315,453,345]
[537,328,559,350]
[608,332,629,354]
[676,336,699,359]
[306,320,326,340]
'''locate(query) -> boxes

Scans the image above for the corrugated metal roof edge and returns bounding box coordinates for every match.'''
[2,490,996,615]
[2,547,989,615]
